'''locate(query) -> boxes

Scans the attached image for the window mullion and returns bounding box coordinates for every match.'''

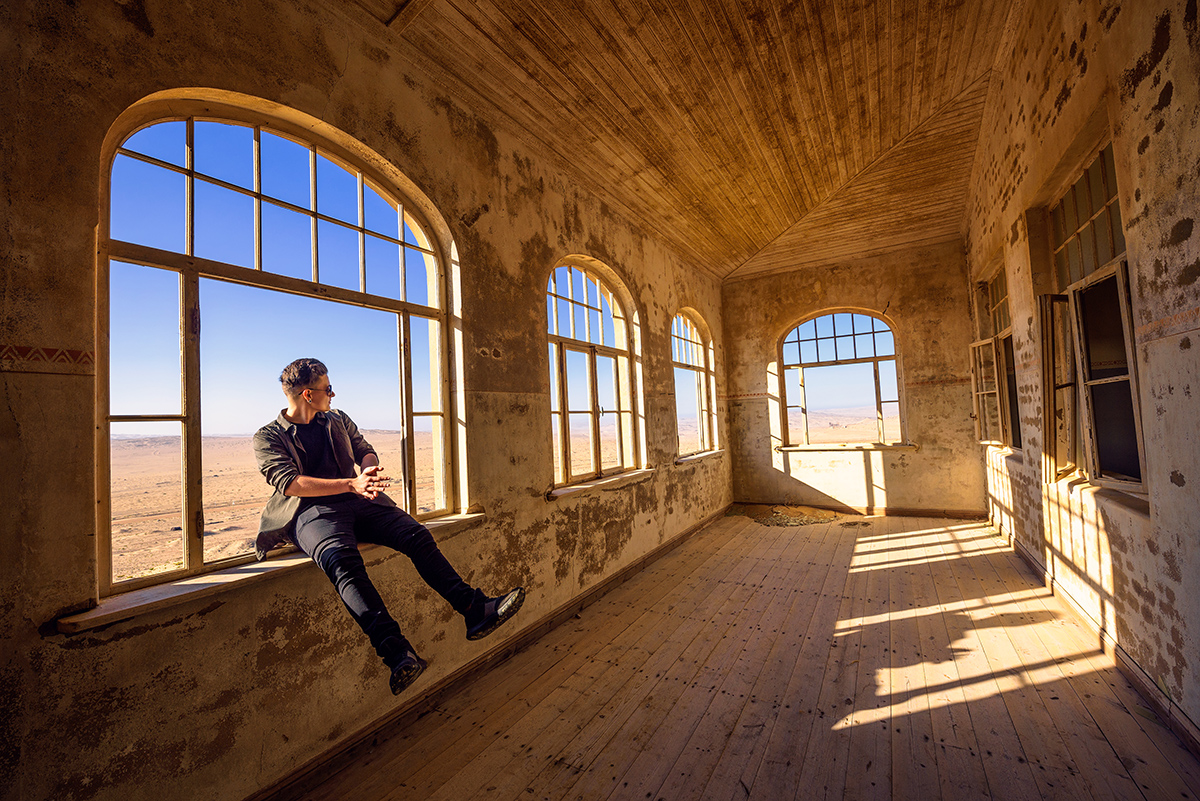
[400,312,417,512]
[185,119,195,257]
[1116,261,1147,481]
[873,360,884,443]
[557,341,570,483]
[589,347,601,477]
[181,271,204,573]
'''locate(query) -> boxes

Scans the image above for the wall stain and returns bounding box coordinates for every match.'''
[1165,217,1193,246]
[1121,11,1171,98]
[1170,470,1187,486]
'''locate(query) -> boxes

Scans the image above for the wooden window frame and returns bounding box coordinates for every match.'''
[779,312,906,446]
[970,270,1020,449]
[101,116,454,596]
[670,312,718,457]
[546,263,641,486]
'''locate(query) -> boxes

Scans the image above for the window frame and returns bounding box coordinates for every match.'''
[546,260,643,486]
[100,113,456,596]
[778,311,906,447]
[670,311,719,457]
[969,268,1021,449]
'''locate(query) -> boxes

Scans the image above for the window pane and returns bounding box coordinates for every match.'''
[409,315,442,414]
[318,219,361,291]
[799,319,817,339]
[316,152,358,225]
[413,415,446,513]
[404,210,432,248]
[882,401,901,442]
[1095,207,1114,266]
[815,316,834,337]
[557,298,572,338]
[1066,237,1082,285]
[110,261,180,415]
[1079,222,1097,277]
[1051,204,1065,247]
[800,341,818,363]
[364,181,400,238]
[405,247,437,308]
[853,314,874,334]
[547,295,557,335]
[122,121,186,167]
[1052,385,1076,474]
[602,295,616,346]
[980,394,1001,442]
[835,336,855,360]
[599,412,621,470]
[194,121,254,190]
[549,344,559,412]
[574,304,587,343]
[817,339,836,362]
[596,355,617,412]
[572,268,586,301]
[551,413,564,484]
[1055,249,1070,290]
[201,432,260,564]
[568,413,594,477]
[832,313,852,335]
[782,341,800,365]
[262,201,313,280]
[554,265,570,295]
[565,349,591,411]
[365,234,402,299]
[110,155,186,252]
[878,360,898,401]
[1003,335,1022,449]
[1073,176,1092,222]
[1110,200,1126,255]
[261,131,311,209]
[1087,159,1106,219]
[1102,145,1119,200]
[675,366,701,455]
[1080,276,1128,380]
[1064,186,1079,231]
[110,421,184,583]
[194,179,254,269]
[803,362,877,444]
[972,343,997,394]
[1091,381,1141,481]
[590,308,602,345]
[874,330,895,357]
[854,334,875,358]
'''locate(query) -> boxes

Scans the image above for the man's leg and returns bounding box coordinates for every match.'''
[294,501,414,668]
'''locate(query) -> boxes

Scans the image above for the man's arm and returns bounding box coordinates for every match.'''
[284,458,391,500]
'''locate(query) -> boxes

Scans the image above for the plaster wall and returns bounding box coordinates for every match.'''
[721,242,987,516]
[964,0,1200,733]
[0,2,731,799]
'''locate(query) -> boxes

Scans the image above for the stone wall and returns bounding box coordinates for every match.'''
[0,2,731,798]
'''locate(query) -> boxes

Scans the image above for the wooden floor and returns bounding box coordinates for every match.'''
[295,515,1200,800]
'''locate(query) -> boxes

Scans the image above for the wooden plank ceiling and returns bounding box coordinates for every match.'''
[357,0,1014,280]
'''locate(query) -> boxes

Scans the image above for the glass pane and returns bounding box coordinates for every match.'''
[1087,159,1106,219]
[833,313,853,335]
[405,247,437,308]
[1091,381,1141,481]
[972,343,997,393]
[318,219,361,291]
[587,278,599,308]
[551,413,564,484]
[878,360,898,401]
[798,319,816,339]
[557,298,572,338]
[817,339,835,362]
[554,265,569,295]
[980,394,1001,442]
[109,261,180,415]
[853,314,874,334]
[122,121,186,167]
[572,268,586,301]
[409,316,442,414]
[1066,237,1082,285]
[590,308,602,345]
[596,355,617,412]
[549,344,559,412]
[565,349,591,411]
[782,341,800,365]
[1073,176,1092,223]
[815,315,834,337]
[547,295,557,335]
[201,432,260,564]
[260,131,311,209]
[568,413,594,477]
[803,362,877,444]
[784,368,805,443]
[364,181,400,239]
[800,341,818,363]
[599,412,621,470]
[854,334,875,358]
[316,152,358,225]
[1055,249,1070,290]
[110,421,184,583]
[1051,204,1065,247]
[194,121,254,190]
[262,201,313,280]
[574,304,587,343]
[602,295,616,346]
[675,366,701,455]
[882,401,901,442]
[1080,276,1128,380]
[194,179,254,269]
[404,210,432,248]
[1102,145,1119,200]
[1110,200,1126,255]
[365,234,402,299]
[1003,335,1022,448]
[1064,185,1079,232]
[413,415,446,513]
[874,330,895,356]
[835,336,855,360]
[1095,207,1114,266]
[1052,385,1076,473]
[110,154,186,252]
[1080,222,1097,277]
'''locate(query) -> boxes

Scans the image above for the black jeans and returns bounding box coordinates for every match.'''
[294,495,480,666]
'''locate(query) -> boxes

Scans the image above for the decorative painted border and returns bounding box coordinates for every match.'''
[0,344,95,376]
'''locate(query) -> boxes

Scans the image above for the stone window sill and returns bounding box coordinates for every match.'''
[56,512,486,634]
[776,442,920,453]
[674,449,725,465]
[546,468,654,500]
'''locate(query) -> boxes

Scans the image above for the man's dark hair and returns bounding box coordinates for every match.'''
[280,358,328,397]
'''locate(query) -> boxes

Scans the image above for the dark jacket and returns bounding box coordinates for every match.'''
[252,409,395,559]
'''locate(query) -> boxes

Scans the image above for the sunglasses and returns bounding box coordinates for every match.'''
[306,385,334,396]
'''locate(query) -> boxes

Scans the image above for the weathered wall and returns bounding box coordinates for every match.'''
[722,241,987,515]
[964,0,1200,735]
[0,2,730,799]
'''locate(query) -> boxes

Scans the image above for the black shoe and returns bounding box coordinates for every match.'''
[465,587,526,641]
[389,650,427,695]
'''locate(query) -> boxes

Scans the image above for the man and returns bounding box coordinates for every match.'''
[253,357,524,695]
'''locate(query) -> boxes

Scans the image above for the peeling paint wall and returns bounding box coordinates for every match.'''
[722,242,987,516]
[0,2,730,798]
[965,0,1200,735]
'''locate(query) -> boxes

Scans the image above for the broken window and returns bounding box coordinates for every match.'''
[104,116,453,594]
[1043,143,1143,487]
[547,262,642,484]
[970,269,1020,449]
[671,312,718,456]
[779,312,903,445]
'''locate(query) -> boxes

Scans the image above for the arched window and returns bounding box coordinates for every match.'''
[103,113,453,593]
[780,311,903,445]
[546,260,642,485]
[671,311,718,456]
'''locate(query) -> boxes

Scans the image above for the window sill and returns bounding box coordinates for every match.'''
[56,512,486,634]
[776,442,919,453]
[674,449,725,465]
[546,468,654,500]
